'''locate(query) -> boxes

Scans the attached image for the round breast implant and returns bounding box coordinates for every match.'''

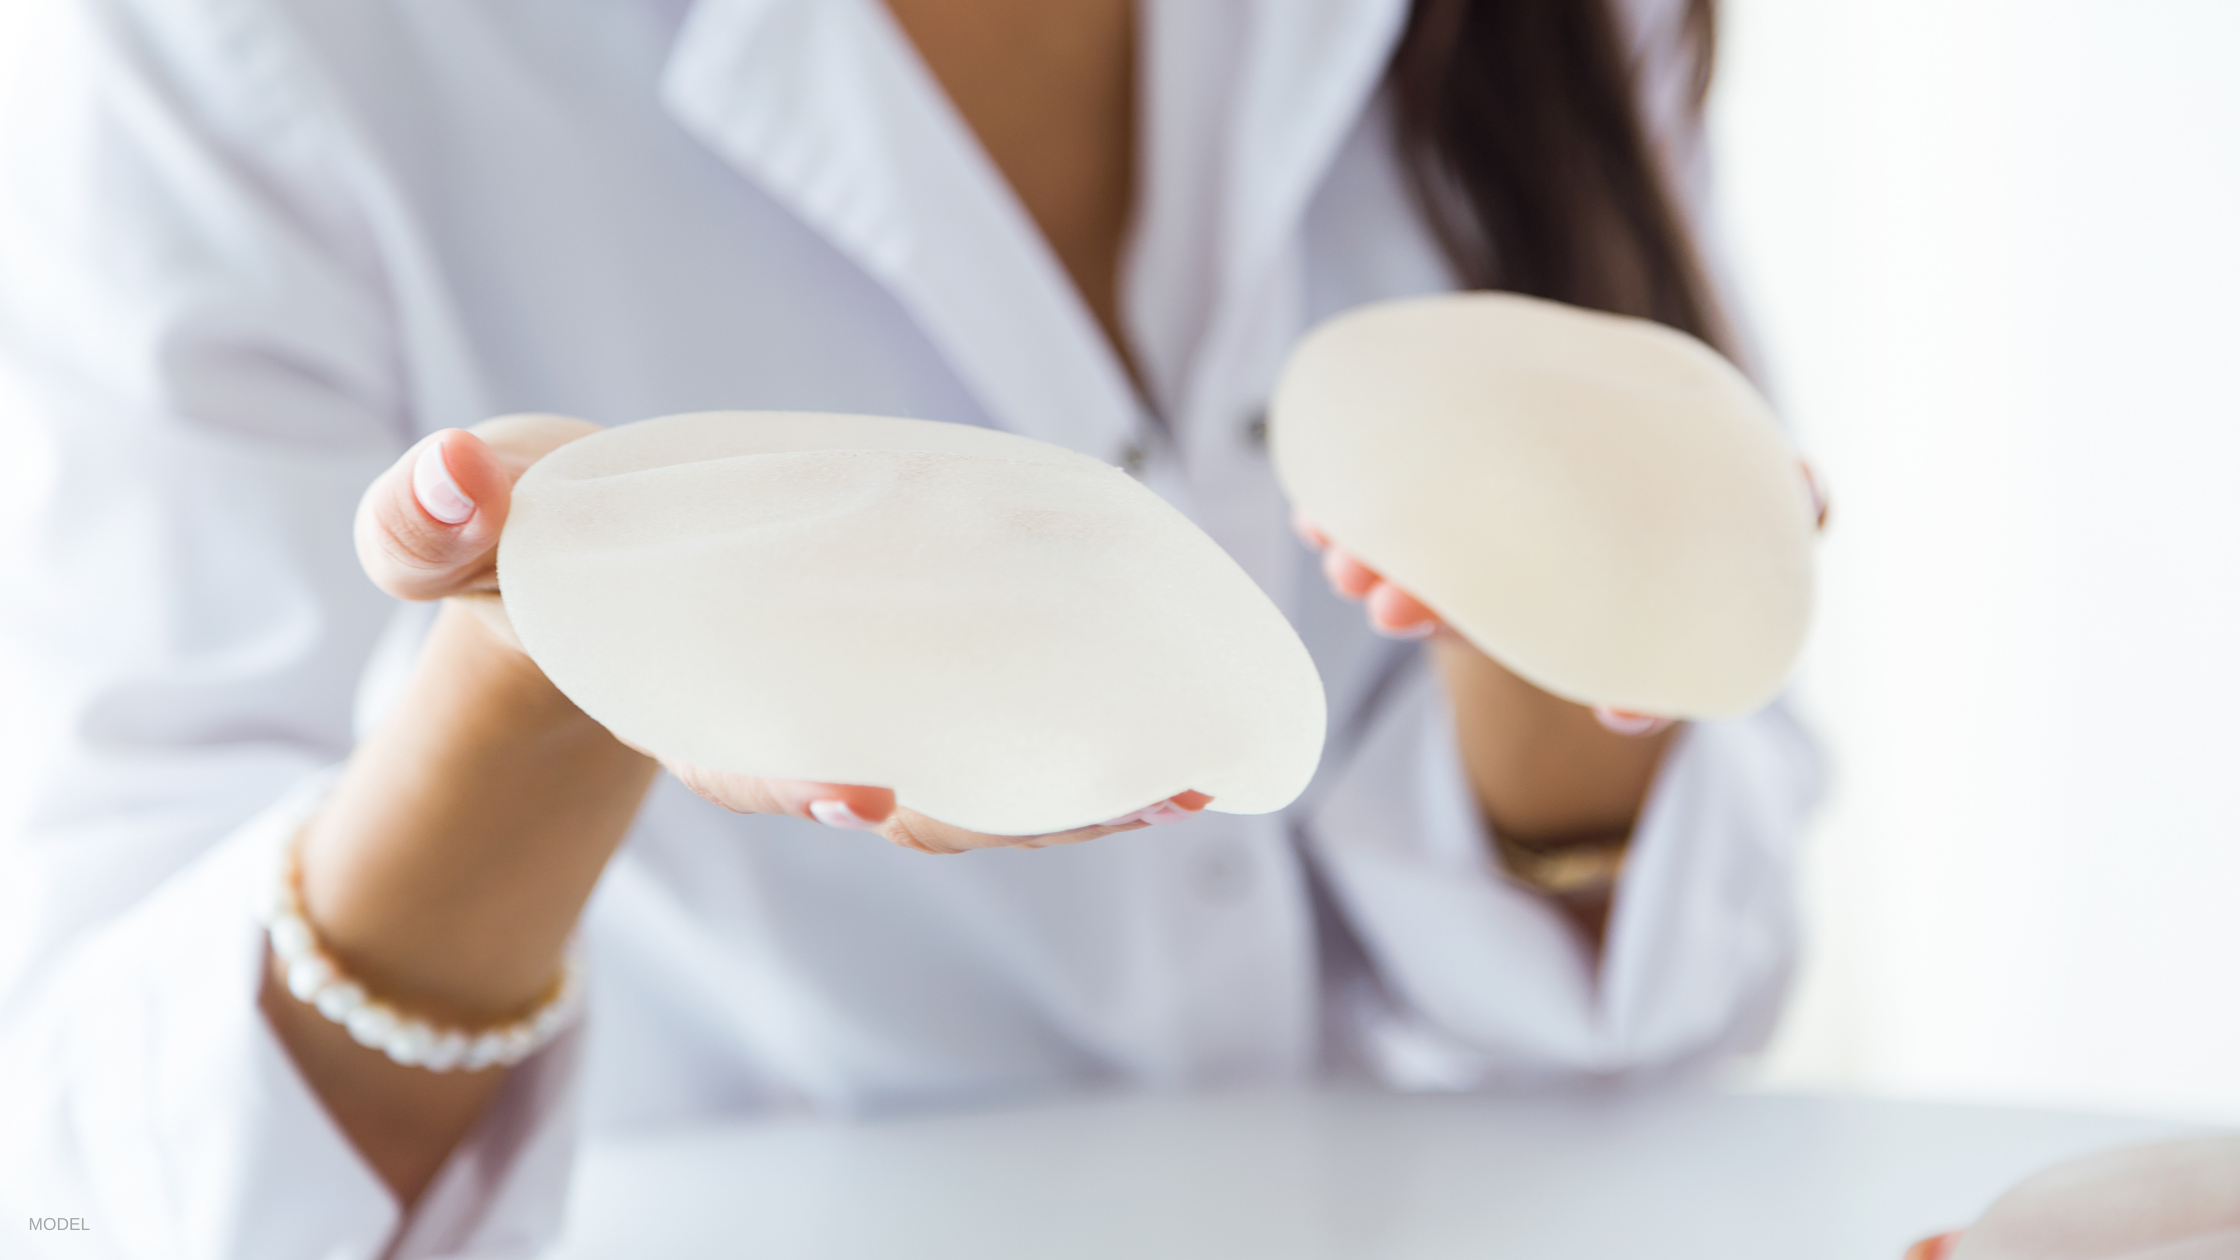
[499,412,1326,836]
[1269,292,1817,719]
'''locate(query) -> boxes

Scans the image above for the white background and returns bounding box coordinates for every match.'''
[1713,0,2240,1123]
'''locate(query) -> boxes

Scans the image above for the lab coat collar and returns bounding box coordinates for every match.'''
[1131,0,1411,426]
[661,0,1142,460]
[660,0,1409,458]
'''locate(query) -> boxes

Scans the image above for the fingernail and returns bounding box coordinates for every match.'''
[1906,1234,1961,1260]
[1374,619,1438,641]
[1802,460,1830,530]
[413,439,474,525]
[1594,706,1670,737]
[1103,800,1195,827]
[809,799,883,831]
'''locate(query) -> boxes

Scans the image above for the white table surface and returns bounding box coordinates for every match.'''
[546,1087,2203,1259]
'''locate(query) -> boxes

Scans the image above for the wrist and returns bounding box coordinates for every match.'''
[1430,635,1673,842]
[427,597,608,741]
[1491,825,1630,899]
[297,599,652,1022]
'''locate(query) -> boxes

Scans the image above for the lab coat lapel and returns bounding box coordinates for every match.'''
[1128,0,1409,618]
[1130,0,1411,430]
[1222,0,1415,323]
[660,0,1142,461]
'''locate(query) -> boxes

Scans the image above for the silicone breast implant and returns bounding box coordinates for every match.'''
[1268,292,1817,719]
[1950,1137,2240,1260]
[499,411,1327,836]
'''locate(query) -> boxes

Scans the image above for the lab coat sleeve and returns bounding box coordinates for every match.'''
[1303,653,1822,1087]
[0,3,579,1254]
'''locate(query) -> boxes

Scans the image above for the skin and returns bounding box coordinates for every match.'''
[267,0,1685,1214]
[1298,513,1671,946]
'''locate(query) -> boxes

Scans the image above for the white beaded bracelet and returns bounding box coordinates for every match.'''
[262,835,582,1072]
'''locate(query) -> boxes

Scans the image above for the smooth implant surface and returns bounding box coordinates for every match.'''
[1270,293,1816,718]
[500,412,1325,835]
[1952,1137,2240,1260]
[547,1088,2201,1260]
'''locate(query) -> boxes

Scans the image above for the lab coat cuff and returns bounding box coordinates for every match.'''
[0,773,586,1259]
[1304,655,1822,1083]
[1597,702,1823,1066]
[1304,657,1604,1082]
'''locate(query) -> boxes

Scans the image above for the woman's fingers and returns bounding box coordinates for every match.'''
[1364,582,1439,639]
[1320,545,1378,600]
[357,429,514,601]
[1296,512,1444,638]
[1295,511,1678,732]
[666,764,900,828]
[1591,706,1675,738]
[881,790,1214,855]
[667,764,1212,856]
[355,414,604,604]
[1802,459,1830,531]
[1903,1233,1959,1260]
[1097,789,1215,828]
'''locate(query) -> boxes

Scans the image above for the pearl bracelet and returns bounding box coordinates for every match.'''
[262,836,582,1072]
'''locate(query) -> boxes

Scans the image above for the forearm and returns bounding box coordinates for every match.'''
[1429,636,1673,947]
[267,602,656,1205]
[1428,637,1672,845]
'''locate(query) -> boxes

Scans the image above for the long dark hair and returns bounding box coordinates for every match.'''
[1390,0,1727,352]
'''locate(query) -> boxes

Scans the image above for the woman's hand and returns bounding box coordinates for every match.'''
[666,769,1212,854]
[1294,503,1669,944]
[305,415,1210,1205]
[1291,457,1828,739]
[1289,508,1674,739]
[357,417,1209,852]
[354,414,590,607]
[1291,460,1825,942]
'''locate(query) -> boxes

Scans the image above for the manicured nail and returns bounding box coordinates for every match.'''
[1594,706,1670,737]
[1802,460,1830,530]
[1374,619,1438,641]
[1321,549,1369,600]
[1905,1234,1960,1260]
[413,439,474,525]
[809,799,883,831]
[1103,800,1195,827]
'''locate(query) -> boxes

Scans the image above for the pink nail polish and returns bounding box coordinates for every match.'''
[1801,461,1830,529]
[413,439,474,525]
[1103,800,1194,827]
[809,799,882,831]
[1593,706,1669,737]
[1374,620,1438,641]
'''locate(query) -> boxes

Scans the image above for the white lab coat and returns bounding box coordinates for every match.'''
[0,0,1820,1255]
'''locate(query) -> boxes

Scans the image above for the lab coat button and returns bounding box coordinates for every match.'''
[1119,443,1146,477]
[1243,411,1268,448]
[1193,843,1253,905]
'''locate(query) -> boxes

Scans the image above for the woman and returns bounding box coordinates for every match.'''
[0,0,1819,1254]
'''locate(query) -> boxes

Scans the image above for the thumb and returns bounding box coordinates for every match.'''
[356,429,515,601]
